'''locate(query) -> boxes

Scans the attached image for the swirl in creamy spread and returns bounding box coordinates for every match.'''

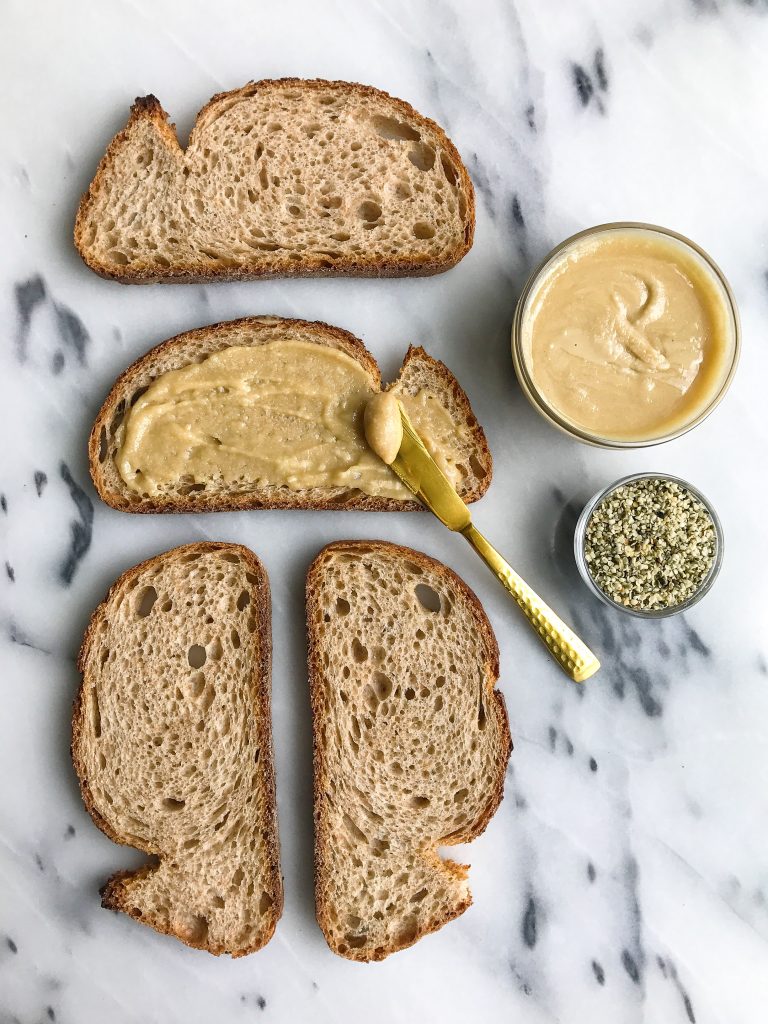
[117,340,462,500]
[522,229,735,441]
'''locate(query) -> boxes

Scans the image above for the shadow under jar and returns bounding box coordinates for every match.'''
[511,223,740,448]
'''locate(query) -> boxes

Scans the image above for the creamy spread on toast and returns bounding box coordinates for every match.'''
[117,340,462,500]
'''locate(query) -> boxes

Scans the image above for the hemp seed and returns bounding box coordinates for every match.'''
[584,478,716,611]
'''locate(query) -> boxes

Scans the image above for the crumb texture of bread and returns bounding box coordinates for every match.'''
[72,543,282,956]
[90,316,492,514]
[74,79,475,281]
[307,541,511,961]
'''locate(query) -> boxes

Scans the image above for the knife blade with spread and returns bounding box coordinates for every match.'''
[364,392,600,683]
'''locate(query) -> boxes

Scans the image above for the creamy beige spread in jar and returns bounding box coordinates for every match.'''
[517,226,738,443]
[117,340,463,501]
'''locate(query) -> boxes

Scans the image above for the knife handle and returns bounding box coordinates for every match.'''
[460,523,600,683]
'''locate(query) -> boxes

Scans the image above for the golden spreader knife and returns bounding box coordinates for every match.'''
[368,397,600,683]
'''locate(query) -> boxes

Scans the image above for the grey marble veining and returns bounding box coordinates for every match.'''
[2,1,768,1022]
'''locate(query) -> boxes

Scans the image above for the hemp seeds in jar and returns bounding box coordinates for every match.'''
[574,473,723,617]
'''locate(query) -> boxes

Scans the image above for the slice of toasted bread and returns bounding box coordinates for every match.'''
[72,543,282,956]
[90,316,492,514]
[306,541,512,961]
[74,79,475,282]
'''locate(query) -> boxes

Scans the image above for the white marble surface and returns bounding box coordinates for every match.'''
[2,1,768,1021]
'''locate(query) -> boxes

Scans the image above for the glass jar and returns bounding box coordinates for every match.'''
[511,222,740,448]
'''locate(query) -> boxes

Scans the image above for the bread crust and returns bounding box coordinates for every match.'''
[72,542,283,956]
[74,79,476,282]
[88,315,492,513]
[306,540,512,962]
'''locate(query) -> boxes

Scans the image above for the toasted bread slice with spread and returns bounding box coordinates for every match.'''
[90,316,492,514]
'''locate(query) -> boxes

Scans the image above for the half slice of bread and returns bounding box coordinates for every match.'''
[90,316,492,513]
[74,79,475,282]
[72,543,282,956]
[307,541,511,961]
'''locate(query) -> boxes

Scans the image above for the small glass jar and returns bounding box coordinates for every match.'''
[573,472,724,618]
[511,223,741,449]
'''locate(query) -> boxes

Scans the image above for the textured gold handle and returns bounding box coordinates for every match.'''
[461,524,600,683]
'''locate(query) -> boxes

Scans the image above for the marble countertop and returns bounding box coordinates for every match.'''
[2,1,768,1021]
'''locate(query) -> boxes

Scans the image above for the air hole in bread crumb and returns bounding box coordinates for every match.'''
[404,687,416,700]
[371,114,421,142]
[454,787,469,804]
[343,813,367,844]
[415,584,441,613]
[363,685,377,713]
[188,645,207,668]
[259,891,273,913]
[410,888,429,903]
[373,672,393,701]
[413,222,435,240]
[180,914,208,944]
[469,453,487,479]
[231,629,241,650]
[397,918,419,945]
[98,427,108,462]
[89,686,101,738]
[411,796,430,809]
[236,590,250,611]
[351,638,368,662]
[136,586,158,617]
[441,154,458,185]
[109,405,125,436]
[189,673,205,699]
[162,797,185,812]
[408,142,435,171]
[335,597,351,615]
[211,895,225,909]
[209,638,223,660]
[358,200,382,222]
[434,695,444,712]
